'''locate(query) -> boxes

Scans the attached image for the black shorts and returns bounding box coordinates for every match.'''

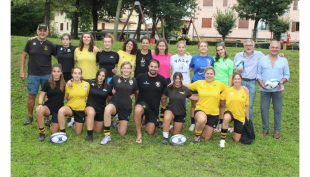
[224,111,245,134]
[191,79,198,94]
[136,101,159,126]
[109,101,131,121]
[165,107,186,123]
[63,72,72,82]
[86,105,105,122]
[69,107,86,123]
[194,110,219,128]
[46,106,58,123]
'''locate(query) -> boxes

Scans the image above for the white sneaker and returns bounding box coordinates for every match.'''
[228,127,234,133]
[169,125,173,130]
[67,117,75,127]
[189,124,195,131]
[219,139,226,148]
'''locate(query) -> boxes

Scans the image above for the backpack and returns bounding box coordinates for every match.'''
[241,118,255,144]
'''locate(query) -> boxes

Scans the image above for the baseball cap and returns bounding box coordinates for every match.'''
[37,23,48,30]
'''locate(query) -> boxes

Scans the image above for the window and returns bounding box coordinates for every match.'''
[238,19,249,28]
[293,0,299,10]
[291,22,299,32]
[258,20,269,30]
[202,18,212,28]
[203,0,213,6]
[67,22,69,30]
[60,23,63,31]
[223,0,228,6]
[102,23,105,30]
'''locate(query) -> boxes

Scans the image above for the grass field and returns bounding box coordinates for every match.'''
[11,36,299,176]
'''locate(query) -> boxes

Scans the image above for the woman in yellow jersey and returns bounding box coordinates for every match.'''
[185,66,229,143]
[57,67,90,136]
[219,73,249,148]
[74,32,98,81]
[116,38,138,77]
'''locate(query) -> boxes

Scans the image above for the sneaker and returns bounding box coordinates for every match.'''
[23,116,33,125]
[219,139,226,148]
[169,125,173,130]
[87,135,93,142]
[228,127,234,133]
[214,124,221,133]
[67,117,75,127]
[39,133,45,142]
[158,122,163,128]
[193,136,200,144]
[163,137,169,145]
[189,124,195,131]
[44,116,51,126]
[100,135,111,145]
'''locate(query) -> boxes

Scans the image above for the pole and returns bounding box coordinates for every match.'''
[127,10,129,39]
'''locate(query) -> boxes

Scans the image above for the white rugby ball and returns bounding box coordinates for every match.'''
[50,132,68,144]
[169,134,187,145]
[235,60,245,71]
[264,79,280,90]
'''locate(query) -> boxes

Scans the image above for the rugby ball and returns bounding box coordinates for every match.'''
[169,134,187,145]
[264,79,280,90]
[235,60,245,71]
[50,132,68,144]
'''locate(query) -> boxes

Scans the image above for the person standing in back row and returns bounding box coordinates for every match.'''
[20,23,57,125]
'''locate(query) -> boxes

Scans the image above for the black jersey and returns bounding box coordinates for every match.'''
[86,80,113,112]
[136,73,167,116]
[182,28,188,34]
[23,38,57,75]
[134,49,152,78]
[96,51,119,78]
[41,80,65,111]
[110,75,139,112]
[163,86,192,115]
[56,45,76,73]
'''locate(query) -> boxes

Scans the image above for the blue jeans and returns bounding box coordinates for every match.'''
[27,74,51,95]
[241,80,256,121]
[260,91,283,132]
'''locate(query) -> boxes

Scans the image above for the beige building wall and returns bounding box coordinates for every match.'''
[189,0,299,42]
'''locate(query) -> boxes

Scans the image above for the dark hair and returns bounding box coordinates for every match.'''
[232,73,243,86]
[149,59,160,68]
[61,33,72,46]
[122,38,138,55]
[49,63,65,92]
[141,36,150,43]
[215,43,228,62]
[95,68,108,89]
[71,67,84,81]
[103,33,115,45]
[172,72,184,95]
[155,38,169,55]
[79,32,95,52]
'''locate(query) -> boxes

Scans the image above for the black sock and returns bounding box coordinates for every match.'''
[104,126,111,136]
[87,130,93,136]
[60,129,66,133]
[219,119,223,124]
[191,117,195,124]
[221,128,228,140]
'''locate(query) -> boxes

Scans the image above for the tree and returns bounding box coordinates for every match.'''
[212,7,238,42]
[267,17,291,41]
[233,0,293,41]
[113,0,123,40]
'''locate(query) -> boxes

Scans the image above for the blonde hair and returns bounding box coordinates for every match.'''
[120,61,133,81]
[176,40,186,48]
[103,33,115,45]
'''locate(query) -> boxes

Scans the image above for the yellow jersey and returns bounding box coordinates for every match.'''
[74,48,97,79]
[65,81,90,111]
[116,50,136,77]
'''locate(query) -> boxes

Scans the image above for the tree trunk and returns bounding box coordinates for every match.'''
[92,0,98,32]
[113,0,122,40]
[73,0,79,39]
[222,35,226,42]
[44,0,51,37]
[137,13,142,42]
[252,19,259,41]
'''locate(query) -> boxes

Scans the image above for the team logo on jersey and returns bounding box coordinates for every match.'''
[164,58,167,62]
[143,81,149,84]
[84,84,87,90]
[179,91,185,95]
[33,42,36,45]
[230,92,233,95]
[118,78,121,83]
[225,62,228,66]
[207,59,211,65]
[197,59,199,61]
[110,56,114,58]
[67,48,71,52]
[60,47,63,50]
[201,83,204,86]
[142,105,146,108]
[129,80,133,85]
[155,82,161,87]
[103,89,107,91]
[44,45,48,50]
[141,57,146,67]
[89,52,92,55]
[91,83,95,86]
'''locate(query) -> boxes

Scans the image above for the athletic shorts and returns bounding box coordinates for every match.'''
[191,79,198,94]
[63,72,72,82]
[224,111,245,134]
[27,74,51,95]
[86,106,104,122]
[136,101,159,126]
[68,107,86,123]
[45,106,59,124]
[165,107,186,123]
[109,101,131,121]
[194,110,219,129]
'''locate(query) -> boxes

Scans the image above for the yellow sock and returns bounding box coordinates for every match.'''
[195,130,202,138]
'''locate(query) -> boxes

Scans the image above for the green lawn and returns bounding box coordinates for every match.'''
[11,36,299,176]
